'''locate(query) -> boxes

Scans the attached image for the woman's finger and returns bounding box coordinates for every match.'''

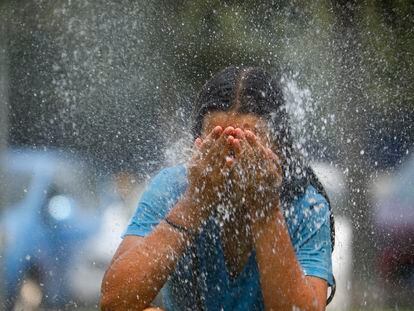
[244,130,257,146]
[244,131,270,166]
[264,148,282,175]
[226,135,241,156]
[203,132,230,167]
[200,126,223,154]
[248,132,275,163]
[195,137,203,149]
[234,133,254,158]
[232,127,245,140]
[223,126,235,136]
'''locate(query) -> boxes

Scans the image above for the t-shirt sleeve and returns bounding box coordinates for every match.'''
[122,166,188,238]
[290,186,334,286]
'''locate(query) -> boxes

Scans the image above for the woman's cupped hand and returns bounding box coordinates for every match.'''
[186,125,283,223]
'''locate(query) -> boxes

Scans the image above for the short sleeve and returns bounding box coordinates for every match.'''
[122,165,188,237]
[289,186,334,286]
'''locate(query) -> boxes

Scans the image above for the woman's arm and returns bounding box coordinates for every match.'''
[100,197,200,310]
[101,126,230,310]
[228,128,328,310]
[252,206,328,311]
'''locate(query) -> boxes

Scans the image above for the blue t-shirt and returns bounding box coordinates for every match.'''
[124,165,334,311]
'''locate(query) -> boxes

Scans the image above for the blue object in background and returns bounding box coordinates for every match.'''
[0,149,101,308]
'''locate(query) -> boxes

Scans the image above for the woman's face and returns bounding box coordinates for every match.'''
[201,111,272,148]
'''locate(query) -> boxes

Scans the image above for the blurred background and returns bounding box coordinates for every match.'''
[0,0,413,310]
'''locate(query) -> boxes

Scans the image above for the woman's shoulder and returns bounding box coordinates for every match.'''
[301,185,330,210]
[146,164,188,197]
[152,163,187,184]
[284,184,332,248]
[285,185,330,228]
[297,185,330,219]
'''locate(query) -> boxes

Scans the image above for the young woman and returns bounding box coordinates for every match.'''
[100,66,334,311]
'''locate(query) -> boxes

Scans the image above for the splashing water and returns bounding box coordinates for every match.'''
[282,75,314,132]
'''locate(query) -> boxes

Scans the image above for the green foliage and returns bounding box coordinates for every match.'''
[154,0,339,96]
[358,0,414,109]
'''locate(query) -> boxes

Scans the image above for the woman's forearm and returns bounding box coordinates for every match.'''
[101,223,191,310]
[253,208,325,311]
[101,198,201,310]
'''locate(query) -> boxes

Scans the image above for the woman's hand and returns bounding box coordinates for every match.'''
[178,125,282,229]
[185,126,234,219]
[229,128,283,224]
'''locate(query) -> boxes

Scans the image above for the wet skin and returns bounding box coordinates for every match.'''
[190,111,283,276]
[100,111,328,311]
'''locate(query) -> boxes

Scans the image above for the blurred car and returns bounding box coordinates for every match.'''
[67,173,140,305]
[371,152,414,303]
[0,148,102,309]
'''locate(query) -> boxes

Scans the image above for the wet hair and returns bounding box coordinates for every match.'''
[192,66,307,205]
